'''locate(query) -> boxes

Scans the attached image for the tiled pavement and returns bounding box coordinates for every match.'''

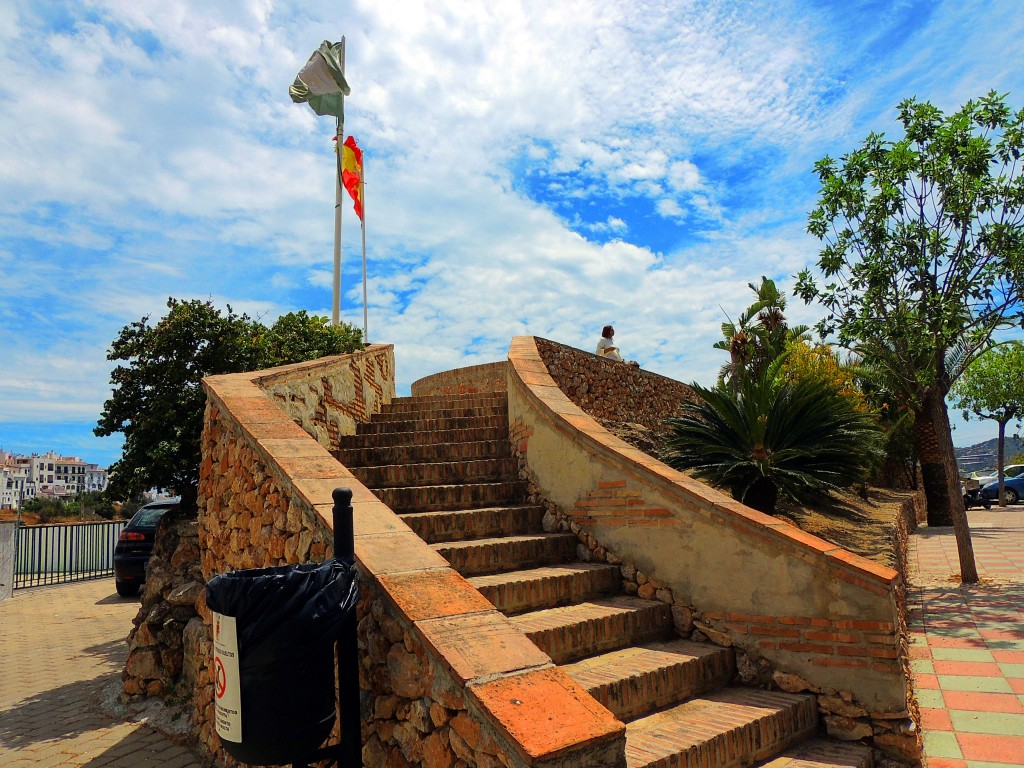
[3,508,1022,767]
[0,578,208,767]
[907,508,1024,767]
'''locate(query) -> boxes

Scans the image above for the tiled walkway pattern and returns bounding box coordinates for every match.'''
[0,579,207,767]
[907,509,1024,767]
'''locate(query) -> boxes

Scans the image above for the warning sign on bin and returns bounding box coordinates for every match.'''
[212,611,242,742]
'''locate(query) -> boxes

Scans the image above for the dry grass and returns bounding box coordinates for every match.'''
[773,489,912,570]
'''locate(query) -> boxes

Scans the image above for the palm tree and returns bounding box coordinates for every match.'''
[662,364,881,514]
[714,277,809,391]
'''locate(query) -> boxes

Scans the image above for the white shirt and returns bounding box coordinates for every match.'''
[596,337,623,361]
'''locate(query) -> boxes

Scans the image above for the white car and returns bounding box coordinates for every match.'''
[970,464,1024,486]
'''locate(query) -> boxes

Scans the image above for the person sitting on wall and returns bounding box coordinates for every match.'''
[596,325,639,366]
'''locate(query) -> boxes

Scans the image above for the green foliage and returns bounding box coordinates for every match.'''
[96,298,364,507]
[855,359,919,489]
[951,341,1024,430]
[714,277,809,390]
[20,492,116,523]
[797,92,1024,551]
[796,91,1024,405]
[259,311,365,367]
[661,364,882,515]
[781,340,866,411]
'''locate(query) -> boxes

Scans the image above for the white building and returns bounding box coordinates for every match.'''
[0,450,109,510]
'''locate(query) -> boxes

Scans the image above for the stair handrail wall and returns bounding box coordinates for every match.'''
[196,346,626,768]
[507,336,909,718]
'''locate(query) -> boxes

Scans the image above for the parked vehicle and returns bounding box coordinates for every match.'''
[962,479,992,510]
[113,500,178,596]
[980,474,1024,506]
[971,464,1024,487]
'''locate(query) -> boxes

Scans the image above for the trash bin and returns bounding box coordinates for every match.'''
[205,558,359,766]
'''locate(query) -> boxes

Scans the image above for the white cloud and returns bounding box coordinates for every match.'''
[2,0,1023,456]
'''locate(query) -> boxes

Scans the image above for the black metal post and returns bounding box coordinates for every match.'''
[333,487,362,767]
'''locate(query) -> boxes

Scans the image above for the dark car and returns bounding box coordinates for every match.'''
[113,500,178,596]
[980,474,1024,505]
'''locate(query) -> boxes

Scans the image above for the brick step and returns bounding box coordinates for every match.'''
[336,439,510,468]
[468,563,621,614]
[402,505,545,544]
[562,640,734,722]
[433,533,578,576]
[370,481,528,513]
[511,596,673,664]
[356,414,507,435]
[383,393,507,413]
[338,426,507,450]
[624,688,819,768]
[371,404,507,422]
[754,738,873,768]
[352,457,519,489]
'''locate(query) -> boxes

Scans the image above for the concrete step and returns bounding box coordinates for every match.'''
[469,563,621,614]
[372,404,507,422]
[563,640,735,722]
[511,596,674,664]
[433,533,578,576]
[402,505,545,544]
[336,439,510,468]
[624,688,819,768]
[754,738,873,768]
[383,393,507,413]
[371,481,527,513]
[352,457,519,489]
[356,414,507,435]
[338,426,507,450]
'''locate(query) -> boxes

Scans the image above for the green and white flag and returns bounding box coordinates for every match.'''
[289,40,350,118]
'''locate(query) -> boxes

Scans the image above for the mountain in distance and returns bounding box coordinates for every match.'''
[955,436,1024,473]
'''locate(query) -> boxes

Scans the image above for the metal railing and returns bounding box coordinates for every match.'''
[14,520,126,589]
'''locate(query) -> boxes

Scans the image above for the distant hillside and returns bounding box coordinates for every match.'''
[955,436,1024,473]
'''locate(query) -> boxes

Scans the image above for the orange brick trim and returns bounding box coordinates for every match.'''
[573,485,680,529]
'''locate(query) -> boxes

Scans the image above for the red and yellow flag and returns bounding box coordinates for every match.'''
[341,135,364,221]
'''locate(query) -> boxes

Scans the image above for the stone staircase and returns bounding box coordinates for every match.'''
[337,393,873,768]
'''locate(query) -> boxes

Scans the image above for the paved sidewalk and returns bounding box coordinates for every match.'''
[907,508,1024,767]
[0,578,208,767]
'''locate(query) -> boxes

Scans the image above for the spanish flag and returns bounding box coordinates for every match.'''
[341,136,364,221]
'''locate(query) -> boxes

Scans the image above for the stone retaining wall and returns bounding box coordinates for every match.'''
[411,362,508,397]
[534,338,697,433]
[194,350,625,768]
[508,336,919,763]
[257,346,395,449]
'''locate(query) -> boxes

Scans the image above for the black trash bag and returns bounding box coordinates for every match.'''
[205,558,359,766]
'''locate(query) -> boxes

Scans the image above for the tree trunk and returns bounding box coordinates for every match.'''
[914,388,979,582]
[998,419,1007,507]
[741,477,778,515]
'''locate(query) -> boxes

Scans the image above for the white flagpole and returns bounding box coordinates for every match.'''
[361,154,368,342]
[332,37,346,327]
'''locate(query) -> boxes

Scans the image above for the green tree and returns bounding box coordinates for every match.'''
[715,277,808,390]
[95,299,363,511]
[951,341,1024,506]
[259,310,364,367]
[797,92,1024,582]
[661,363,881,515]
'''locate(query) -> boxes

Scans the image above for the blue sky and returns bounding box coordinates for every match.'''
[1,0,1023,470]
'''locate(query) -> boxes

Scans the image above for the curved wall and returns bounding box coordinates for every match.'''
[410,361,508,397]
[507,336,907,714]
